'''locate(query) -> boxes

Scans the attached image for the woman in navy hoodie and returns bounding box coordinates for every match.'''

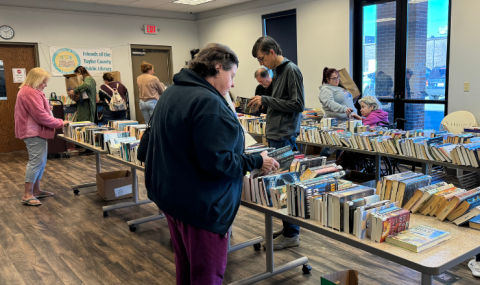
[145,43,279,285]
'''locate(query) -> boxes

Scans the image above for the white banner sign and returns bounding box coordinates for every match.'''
[49,46,113,77]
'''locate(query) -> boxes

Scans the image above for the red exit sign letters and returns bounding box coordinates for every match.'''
[144,25,158,35]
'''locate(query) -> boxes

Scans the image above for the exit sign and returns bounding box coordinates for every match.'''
[144,25,158,35]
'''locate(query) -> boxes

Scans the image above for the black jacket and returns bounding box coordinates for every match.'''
[145,68,263,236]
[261,58,305,141]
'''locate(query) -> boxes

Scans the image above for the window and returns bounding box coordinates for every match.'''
[262,9,297,65]
[354,0,451,130]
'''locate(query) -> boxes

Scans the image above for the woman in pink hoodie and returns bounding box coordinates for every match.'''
[15,68,69,206]
[351,96,389,126]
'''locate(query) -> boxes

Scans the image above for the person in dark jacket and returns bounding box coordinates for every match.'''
[254,67,273,97]
[254,67,272,114]
[249,36,305,250]
[98,73,129,124]
[145,43,279,285]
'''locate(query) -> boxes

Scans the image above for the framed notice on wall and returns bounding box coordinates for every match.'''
[12,68,26,83]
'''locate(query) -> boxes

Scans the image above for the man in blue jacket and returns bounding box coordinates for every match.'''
[249,36,305,250]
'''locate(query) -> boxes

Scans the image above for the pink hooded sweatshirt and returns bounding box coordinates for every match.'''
[15,85,64,140]
[362,109,389,127]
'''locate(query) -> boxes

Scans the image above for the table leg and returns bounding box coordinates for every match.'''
[375,154,381,184]
[421,273,432,285]
[422,163,429,175]
[265,213,274,273]
[228,213,308,285]
[96,152,101,173]
[132,167,138,203]
[71,152,102,194]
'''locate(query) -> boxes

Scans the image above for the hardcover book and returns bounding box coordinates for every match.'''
[261,172,300,207]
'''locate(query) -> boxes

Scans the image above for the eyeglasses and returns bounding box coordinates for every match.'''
[329,77,341,80]
[257,55,266,62]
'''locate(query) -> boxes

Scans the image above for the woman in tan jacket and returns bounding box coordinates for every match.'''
[137,61,165,123]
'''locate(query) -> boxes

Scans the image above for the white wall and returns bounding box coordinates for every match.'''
[197,0,351,112]
[448,0,480,122]
[0,6,199,120]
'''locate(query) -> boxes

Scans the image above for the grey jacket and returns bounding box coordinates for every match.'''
[318,83,356,123]
[261,58,305,141]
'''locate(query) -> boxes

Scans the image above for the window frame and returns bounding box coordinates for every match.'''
[352,0,452,130]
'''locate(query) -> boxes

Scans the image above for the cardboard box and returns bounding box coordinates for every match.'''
[104,71,122,83]
[64,73,84,101]
[321,270,358,285]
[338,68,361,99]
[96,170,134,201]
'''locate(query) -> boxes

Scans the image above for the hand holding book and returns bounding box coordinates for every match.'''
[260,151,280,175]
[351,113,362,120]
[247,96,262,109]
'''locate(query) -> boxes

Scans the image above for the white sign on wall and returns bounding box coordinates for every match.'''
[49,46,113,77]
[12,68,26,83]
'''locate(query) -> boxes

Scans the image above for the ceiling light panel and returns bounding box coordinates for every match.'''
[172,0,215,5]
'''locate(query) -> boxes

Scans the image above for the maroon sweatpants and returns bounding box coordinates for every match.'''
[165,213,228,285]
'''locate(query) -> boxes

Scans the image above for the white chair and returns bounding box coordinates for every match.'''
[440,111,477,135]
[439,111,479,187]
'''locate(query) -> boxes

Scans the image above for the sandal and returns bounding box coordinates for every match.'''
[35,191,54,198]
[21,198,42,206]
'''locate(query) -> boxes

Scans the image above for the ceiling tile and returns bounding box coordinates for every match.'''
[126,0,173,8]
[62,0,100,3]
[49,0,257,12]
[95,0,136,5]
[153,2,191,11]
[176,1,228,13]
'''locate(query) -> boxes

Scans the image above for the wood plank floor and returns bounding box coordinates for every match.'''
[0,151,478,285]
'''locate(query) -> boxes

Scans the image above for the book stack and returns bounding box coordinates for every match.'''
[385,225,450,253]
[290,156,327,175]
[108,120,139,131]
[238,117,266,134]
[377,172,432,207]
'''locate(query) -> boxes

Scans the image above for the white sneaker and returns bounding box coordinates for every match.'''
[272,234,300,250]
[468,259,480,277]
[273,228,283,239]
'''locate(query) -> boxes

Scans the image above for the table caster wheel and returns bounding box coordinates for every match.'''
[253,243,261,251]
[103,211,108,218]
[65,153,71,158]
[302,264,312,274]
[73,189,79,195]
[129,225,137,232]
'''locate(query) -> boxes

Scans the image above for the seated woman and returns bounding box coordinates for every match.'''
[337,96,390,171]
[351,96,389,126]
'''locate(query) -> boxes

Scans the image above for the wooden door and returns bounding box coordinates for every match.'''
[0,45,37,153]
[131,46,173,124]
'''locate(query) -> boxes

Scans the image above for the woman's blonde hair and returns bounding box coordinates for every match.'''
[359,95,382,111]
[20,68,51,90]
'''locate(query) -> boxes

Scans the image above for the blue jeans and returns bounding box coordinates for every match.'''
[24,137,48,183]
[103,110,127,124]
[268,137,300,238]
[139,99,157,123]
